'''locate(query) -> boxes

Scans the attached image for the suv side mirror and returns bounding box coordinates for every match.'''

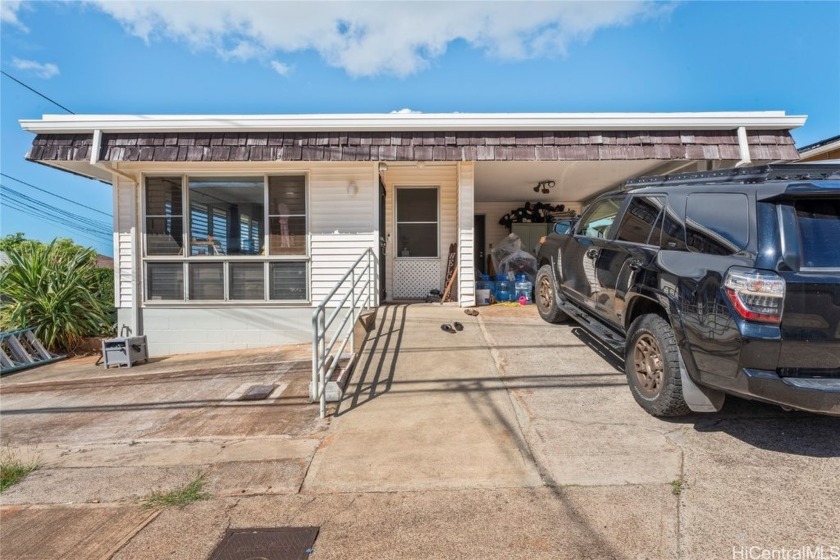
[553,221,575,235]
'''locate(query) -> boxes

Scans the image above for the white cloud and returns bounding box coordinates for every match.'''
[1,0,27,31]
[270,60,291,76]
[84,1,674,77]
[12,57,60,79]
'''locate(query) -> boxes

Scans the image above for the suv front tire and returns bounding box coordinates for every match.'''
[536,264,568,324]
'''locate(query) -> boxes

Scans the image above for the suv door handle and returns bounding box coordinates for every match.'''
[586,249,598,260]
[628,259,643,271]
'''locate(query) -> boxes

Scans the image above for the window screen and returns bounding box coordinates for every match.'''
[189,263,224,300]
[269,176,307,255]
[145,177,184,255]
[270,262,307,300]
[795,199,840,268]
[616,196,665,245]
[147,263,184,300]
[230,263,265,300]
[396,188,438,257]
[189,177,264,256]
[143,175,308,303]
[685,193,749,255]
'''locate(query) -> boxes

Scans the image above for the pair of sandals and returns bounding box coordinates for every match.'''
[441,322,464,334]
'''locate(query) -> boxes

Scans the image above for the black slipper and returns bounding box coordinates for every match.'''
[453,322,464,331]
[464,309,479,316]
[441,324,455,333]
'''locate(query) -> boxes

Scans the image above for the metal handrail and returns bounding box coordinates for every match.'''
[312,247,375,418]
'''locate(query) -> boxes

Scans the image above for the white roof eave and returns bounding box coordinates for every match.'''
[19,111,807,134]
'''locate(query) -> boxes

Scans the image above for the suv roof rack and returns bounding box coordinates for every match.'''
[625,163,840,189]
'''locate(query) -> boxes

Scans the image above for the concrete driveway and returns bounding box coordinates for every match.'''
[1,304,837,559]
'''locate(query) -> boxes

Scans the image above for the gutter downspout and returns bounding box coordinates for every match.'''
[735,126,752,168]
[91,129,141,338]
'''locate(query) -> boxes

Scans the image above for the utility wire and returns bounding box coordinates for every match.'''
[0,173,111,217]
[1,185,111,229]
[1,70,75,114]
[1,198,109,246]
[1,185,111,233]
[1,185,112,241]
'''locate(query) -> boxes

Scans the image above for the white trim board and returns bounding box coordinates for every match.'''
[21,111,806,133]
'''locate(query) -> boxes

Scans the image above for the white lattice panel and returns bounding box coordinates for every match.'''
[393,260,441,299]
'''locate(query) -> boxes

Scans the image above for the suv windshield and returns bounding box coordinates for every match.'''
[795,199,840,268]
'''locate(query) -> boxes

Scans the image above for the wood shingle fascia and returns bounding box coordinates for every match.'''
[27,129,799,163]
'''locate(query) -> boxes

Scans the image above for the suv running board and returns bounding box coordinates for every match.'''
[557,299,626,355]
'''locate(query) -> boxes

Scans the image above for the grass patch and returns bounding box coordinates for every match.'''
[671,476,687,496]
[141,473,211,509]
[0,449,39,492]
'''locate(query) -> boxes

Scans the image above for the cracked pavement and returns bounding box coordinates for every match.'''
[1,305,838,559]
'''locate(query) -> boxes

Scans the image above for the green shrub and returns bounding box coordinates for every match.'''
[0,240,112,353]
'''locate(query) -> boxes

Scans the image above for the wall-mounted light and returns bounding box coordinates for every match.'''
[532,180,556,194]
[378,162,388,174]
[347,180,358,196]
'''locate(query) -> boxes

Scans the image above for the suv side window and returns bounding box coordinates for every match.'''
[660,208,687,250]
[615,196,665,245]
[685,193,749,255]
[575,197,623,239]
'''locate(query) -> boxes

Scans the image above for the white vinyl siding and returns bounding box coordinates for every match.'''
[310,233,377,306]
[114,176,136,309]
[457,162,476,306]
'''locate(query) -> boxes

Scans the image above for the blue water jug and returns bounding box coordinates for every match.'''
[476,274,495,305]
[515,273,532,305]
[495,274,514,302]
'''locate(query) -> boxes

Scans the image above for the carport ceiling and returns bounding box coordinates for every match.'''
[474,160,683,202]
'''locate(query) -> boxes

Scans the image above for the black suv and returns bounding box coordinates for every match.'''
[535,163,840,417]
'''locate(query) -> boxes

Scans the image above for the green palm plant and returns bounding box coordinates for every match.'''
[0,240,112,353]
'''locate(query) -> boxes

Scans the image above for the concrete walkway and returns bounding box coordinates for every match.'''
[304,304,542,493]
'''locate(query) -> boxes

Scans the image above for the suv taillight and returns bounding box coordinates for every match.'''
[723,267,785,324]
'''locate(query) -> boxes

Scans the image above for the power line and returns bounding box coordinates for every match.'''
[1,70,75,114]
[1,198,109,247]
[1,184,111,229]
[1,185,111,233]
[1,184,112,242]
[0,173,111,217]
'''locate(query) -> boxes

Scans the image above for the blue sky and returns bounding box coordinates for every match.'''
[1,1,838,256]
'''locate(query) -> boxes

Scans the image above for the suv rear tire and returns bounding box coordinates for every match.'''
[536,264,568,324]
[625,314,691,417]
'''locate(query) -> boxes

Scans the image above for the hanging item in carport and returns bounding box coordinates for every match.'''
[499,202,566,230]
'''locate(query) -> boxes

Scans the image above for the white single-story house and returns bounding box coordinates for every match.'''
[20,111,804,356]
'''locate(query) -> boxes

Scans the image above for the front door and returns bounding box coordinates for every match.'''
[474,214,486,274]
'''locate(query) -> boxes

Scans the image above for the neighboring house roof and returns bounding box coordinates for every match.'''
[96,254,114,269]
[798,133,840,161]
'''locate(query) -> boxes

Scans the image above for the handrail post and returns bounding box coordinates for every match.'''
[319,311,326,418]
[311,310,319,403]
[350,268,356,355]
